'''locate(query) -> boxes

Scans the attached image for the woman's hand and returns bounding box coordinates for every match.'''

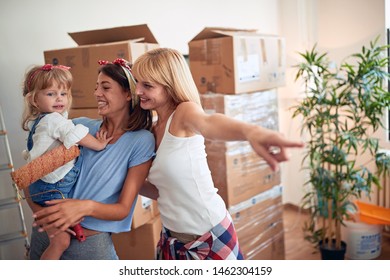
[32,199,88,238]
[246,126,304,172]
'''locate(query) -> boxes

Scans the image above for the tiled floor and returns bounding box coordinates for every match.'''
[283,204,390,260]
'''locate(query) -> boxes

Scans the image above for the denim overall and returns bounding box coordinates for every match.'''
[27,114,83,206]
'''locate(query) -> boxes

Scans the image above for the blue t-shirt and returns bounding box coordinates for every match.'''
[71,118,155,233]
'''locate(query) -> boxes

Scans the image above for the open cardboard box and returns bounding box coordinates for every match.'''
[44,24,159,108]
[189,27,285,94]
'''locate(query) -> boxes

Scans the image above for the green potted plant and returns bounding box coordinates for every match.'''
[292,37,390,259]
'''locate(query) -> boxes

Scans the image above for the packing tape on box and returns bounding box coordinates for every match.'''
[11,145,80,190]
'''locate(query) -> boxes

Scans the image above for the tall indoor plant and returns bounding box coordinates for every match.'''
[292,37,390,259]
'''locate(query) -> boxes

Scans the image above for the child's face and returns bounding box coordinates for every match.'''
[34,81,69,114]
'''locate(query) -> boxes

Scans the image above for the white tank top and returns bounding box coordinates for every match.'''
[148,112,227,235]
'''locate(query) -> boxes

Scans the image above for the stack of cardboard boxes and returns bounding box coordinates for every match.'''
[189,27,286,259]
[43,24,163,259]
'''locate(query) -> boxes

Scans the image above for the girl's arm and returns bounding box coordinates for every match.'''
[77,130,113,151]
[176,102,304,172]
[49,113,112,151]
[32,159,152,235]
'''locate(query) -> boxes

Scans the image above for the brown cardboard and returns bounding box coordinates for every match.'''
[201,90,279,133]
[201,89,281,206]
[68,24,158,46]
[68,108,100,119]
[229,186,285,259]
[131,195,159,229]
[246,230,285,260]
[44,24,159,108]
[206,148,281,207]
[189,27,286,94]
[113,215,162,260]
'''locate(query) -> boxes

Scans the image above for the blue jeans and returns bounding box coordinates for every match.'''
[29,226,119,260]
[29,153,82,206]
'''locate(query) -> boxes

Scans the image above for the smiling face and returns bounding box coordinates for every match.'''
[135,79,170,111]
[33,81,70,114]
[94,72,131,117]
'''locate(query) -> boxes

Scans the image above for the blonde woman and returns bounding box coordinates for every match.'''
[132,48,304,260]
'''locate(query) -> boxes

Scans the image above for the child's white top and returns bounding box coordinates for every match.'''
[147,112,227,235]
[24,112,88,183]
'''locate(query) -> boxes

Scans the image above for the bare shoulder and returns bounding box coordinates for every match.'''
[175,102,204,118]
[173,102,207,135]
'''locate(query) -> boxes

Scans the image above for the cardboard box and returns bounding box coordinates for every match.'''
[246,230,285,260]
[44,24,159,108]
[229,185,283,217]
[201,90,279,153]
[206,147,281,207]
[68,108,100,119]
[229,186,285,260]
[189,27,285,94]
[201,90,279,128]
[131,195,159,229]
[201,89,281,206]
[113,215,162,260]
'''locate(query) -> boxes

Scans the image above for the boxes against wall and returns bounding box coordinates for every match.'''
[189,27,286,94]
[201,90,279,148]
[201,90,280,207]
[44,24,159,109]
[113,214,162,260]
[207,149,281,207]
[230,185,285,260]
[246,230,285,260]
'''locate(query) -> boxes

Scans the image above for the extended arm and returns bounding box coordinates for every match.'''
[177,102,304,171]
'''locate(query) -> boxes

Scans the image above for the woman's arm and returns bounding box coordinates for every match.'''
[139,180,159,200]
[32,160,152,235]
[177,102,304,171]
[89,159,152,220]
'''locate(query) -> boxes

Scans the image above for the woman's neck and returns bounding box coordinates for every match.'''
[101,114,130,139]
[155,103,176,127]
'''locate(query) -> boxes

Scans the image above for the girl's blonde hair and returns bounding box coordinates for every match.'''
[132,48,201,106]
[21,65,73,131]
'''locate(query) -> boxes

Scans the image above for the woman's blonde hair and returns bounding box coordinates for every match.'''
[21,65,73,131]
[132,48,201,106]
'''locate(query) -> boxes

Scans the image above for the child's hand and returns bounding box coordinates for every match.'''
[95,130,113,150]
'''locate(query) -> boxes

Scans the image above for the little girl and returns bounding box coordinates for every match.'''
[21,64,112,260]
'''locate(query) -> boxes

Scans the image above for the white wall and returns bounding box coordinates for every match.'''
[0,0,280,259]
[278,0,388,206]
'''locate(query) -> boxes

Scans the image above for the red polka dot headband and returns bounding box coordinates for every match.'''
[26,64,71,95]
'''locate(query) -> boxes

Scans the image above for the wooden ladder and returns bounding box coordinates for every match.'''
[0,103,30,258]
